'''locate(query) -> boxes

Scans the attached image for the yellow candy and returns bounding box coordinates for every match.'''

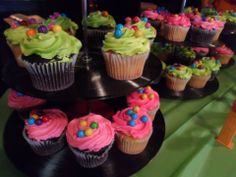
[141,94,148,100]
[146,86,151,90]
[85,128,93,136]
[135,30,144,37]
[31,114,39,119]
[79,120,87,127]
[149,94,155,100]
[52,25,62,32]
[133,106,140,113]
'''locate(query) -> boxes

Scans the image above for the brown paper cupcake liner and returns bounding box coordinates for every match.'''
[102,52,149,80]
[7,42,26,68]
[188,74,211,89]
[162,24,190,42]
[216,53,233,65]
[189,26,217,44]
[165,74,190,91]
[21,54,78,91]
[147,106,159,121]
[212,27,223,42]
[22,129,66,156]
[116,129,153,155]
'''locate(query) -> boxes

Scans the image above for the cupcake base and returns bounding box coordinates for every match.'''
[188,74,211,89]
[166,74,190,91]
[189,27,217,45]
[162,24,190,42]
[216,53,233,65]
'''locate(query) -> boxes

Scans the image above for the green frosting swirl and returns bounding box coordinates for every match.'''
[20,31,82,61]
[85,11,116,28]
[191,65,211,76]
[102,28,150,56]
[200,57,221,72]
[223,11,236,23]
[166,64,192,79]
[151,42,174,58]
[175,47,196,60]
[134,21,156,39]
[4,26,28,45]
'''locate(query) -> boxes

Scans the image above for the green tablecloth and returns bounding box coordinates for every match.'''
[0,64,236,177]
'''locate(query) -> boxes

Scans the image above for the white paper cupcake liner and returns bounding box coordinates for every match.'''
[21,54,78,91]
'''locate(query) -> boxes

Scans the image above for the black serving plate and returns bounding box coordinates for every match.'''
[3,110,165,177]
[152,77,219,99]
[1,52,162,101]
[221,59,235,69]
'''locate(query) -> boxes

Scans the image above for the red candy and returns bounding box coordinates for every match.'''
[132,26,138,31]
[102,11,109,17]
[133,16,140,23]
[42,116,49,123]
[125,17,132,24]
[20,20,28,26]
[145,22,151,28]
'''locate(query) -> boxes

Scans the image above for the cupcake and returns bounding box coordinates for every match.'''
[102,25,150,80]
[84,10,116,50]
[151,42,174,61]
[212,18,225,41]
[175,46,196,66]
[162,13,191,42]
[127,86,160,121]
[189,60,212,88]
[66,114,115,168]
[184,7,202,22]
[200,57,221,80]
[165,63,192,91]
[125,16,157,44]
[44,12,78,35]
[23,109,68,156]
[8,89,46,111]
[221,10,236,33]
[112,107,153,154]
[214,45,234,65]
[20,26,82,91]
[192,47,209,58]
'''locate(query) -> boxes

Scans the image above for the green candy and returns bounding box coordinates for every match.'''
[90,122,99,129]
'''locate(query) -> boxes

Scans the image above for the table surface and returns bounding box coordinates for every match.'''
[0,62,236,177]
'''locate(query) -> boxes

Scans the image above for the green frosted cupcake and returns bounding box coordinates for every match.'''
[175,46,196,66]
[222,11,236,33]
[151,42,174,61]
[200,57,221,80]
[20,25,82,91]
[165,63,192,91]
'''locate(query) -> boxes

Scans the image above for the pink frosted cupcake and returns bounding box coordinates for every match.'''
[162,13,191,42]
[8,89,46,111]
[184,7,202,22]
[192,47,209,58]
[66,114,115,168]
[212,19,225,42]
[22,109,68,156]
[112,107,153,155]
[127,86,160,121]
[214,45,234,65]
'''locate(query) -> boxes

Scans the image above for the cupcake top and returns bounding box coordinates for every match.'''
[125,17,157,39]
[166,63,192,79]
[200,57,221,72]
[184,7,201,21]
[25,109,68,141]
[190,60,211,76]
[151,42,174,57]
[192,47,209,54]
[20,26,82,61]
[66,114,115,152]
[127,86,160,111]
[8,89,46,110]
[45,12,78,32]
[215,45,234,55]
[102,25,150,56]
[175,47,196,60]
[222,11,236,23]
[141,9,164,21]
[192,17,221,30]
[85,11,116,28]
[112,107,152,139]
[4,26,28,45]
[164,13,191,27]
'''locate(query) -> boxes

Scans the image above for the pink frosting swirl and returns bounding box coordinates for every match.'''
[215,45,234,55]
[192,47,209,53]
[141,10,164,21]
[112,107,152,139]
[215,20,225,28]
[192,18,221,30]
[164,14,191,27]
[66,114,114,152]
[127,86,160,111]
[8,89,46,110]
[25,109,68,141]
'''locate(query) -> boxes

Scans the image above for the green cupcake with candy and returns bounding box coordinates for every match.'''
[102,24,150,80]
[188,60,212,89]
[165,63,192,91]
[175,46,196,66]
[200,57,221,80]
[151,42,175,62]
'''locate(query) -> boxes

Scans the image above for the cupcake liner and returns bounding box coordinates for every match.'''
[116,129,153,155]
[162,23,190,42]
[22,129,66,156]
[147,106,159,121]
[188,74,211,89]
[222,22,236,34]
[69,140,114,168]
[21,54,78,91]
[7,42,26,68]
[216,53,233,65]
[189,26,217,44]
[102,52,149,80]
[87,28,114,50]
[212,27,224,42]
[165,74,190,91]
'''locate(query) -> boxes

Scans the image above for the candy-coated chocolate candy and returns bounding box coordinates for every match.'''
[90,122,99,129]
[116,24,123,30]
[125,17,132,23]
[216,60,221,64]
[191,63,197,68]
[48,23,54,30]
[149,94,155,100]
[132,26,138,31]
[28,18,37,24]
[20,20,28,26]
[38,25,48,33]
[135,30,144,37]
[31,114,39,119]
[42,116,49,123]
[141,17,148,22]
[52,25,62,32]
[137,88,144,93]
[141,115,148,123]
[102,11,109,17]
[10,22,18,29]
[61,13,67,17]
[131,113,138,120]
[77,130,85,138]
[26,29,37,37]
[114,30,123,38]
[16,92,24,96]
[145,22,151,28]
[133,16,140,23]
[35,119,43,126]
[141,94,148,100]
[146,86,151,90]
[53,12,61,18]
[126,109,134,115]
[27,118,35,125]
[79,120,87,127]
[128,120,136,127]
[133,106,140,113]
[85,128,93,136]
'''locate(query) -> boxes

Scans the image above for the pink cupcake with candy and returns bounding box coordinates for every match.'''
[214,45,234,65]
[112,107,153,154]
[66,114,115,168]
[127,86,160,121]
[22,108,68,156]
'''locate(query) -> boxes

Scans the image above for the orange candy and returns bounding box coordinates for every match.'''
[149,94,155,100]
[102,11,109,17]
[141,94,148,100]
[26,29,37,37]
[135,30,144,37]
[133,106,140,113]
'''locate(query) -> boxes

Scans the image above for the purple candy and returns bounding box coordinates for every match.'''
[53,12,61,18]
[49,15,56,19]
[38,25,48,33]
[35,119,43,126]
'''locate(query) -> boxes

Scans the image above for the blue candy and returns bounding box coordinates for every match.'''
[115,24,123,30]
[114,30,123,38]
[141,115,149,123]
[128,120,136,127]
[137,89,144,93]
[16,92,24,96]
[131,113,138,120]
[191,64,196,68]
[77,130,85,138]
[141,17,148,22]
[216,60,221,64]
[61,13,67,17]
[126,109,133,115]
[27,118,35,125]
